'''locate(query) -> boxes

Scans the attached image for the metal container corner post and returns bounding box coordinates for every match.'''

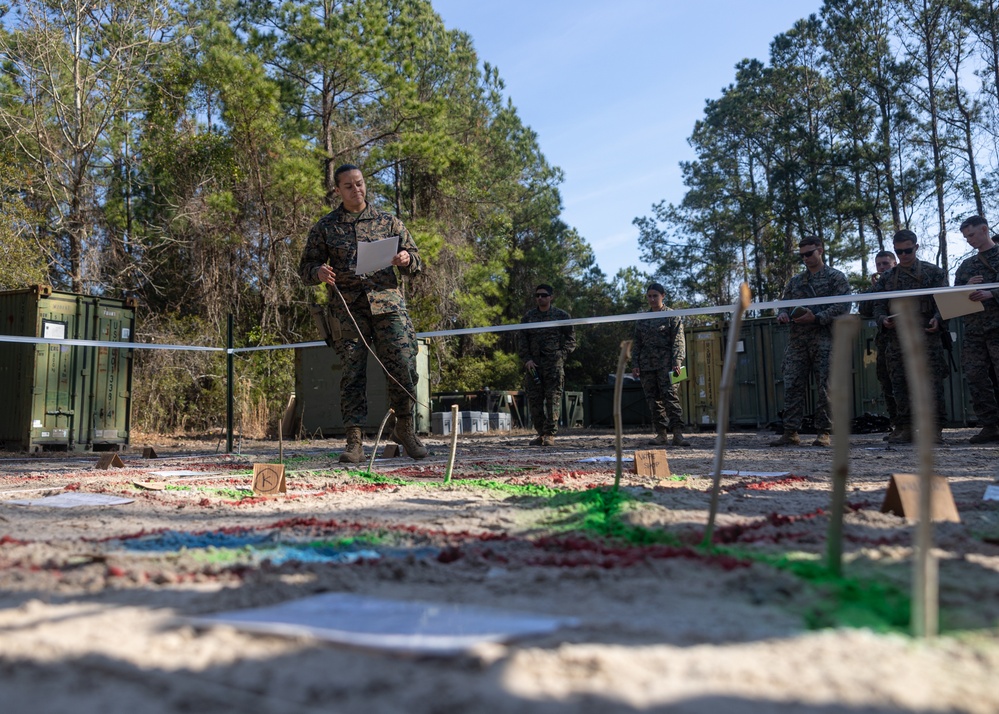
[227,313,234,453]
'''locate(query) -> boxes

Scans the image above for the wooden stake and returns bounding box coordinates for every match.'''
[893,296,939,638]
[278,417,284,465]
[368,408,395,474]
[827,314,860,576]
[613,340,633,491]
[703,283,752,546]
[444,404,460,485]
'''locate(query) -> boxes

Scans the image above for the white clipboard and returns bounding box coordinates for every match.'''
[356,235,400,275]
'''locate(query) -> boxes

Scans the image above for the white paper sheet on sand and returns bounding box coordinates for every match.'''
[720,470,792,478]
[984,485,999,501]
[187,592,578,655]
[355,235,399,275]
[7,492,134,508]
[577,456,633,463]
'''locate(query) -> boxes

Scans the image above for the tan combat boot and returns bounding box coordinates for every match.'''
[542,434,555,446]
[812,431,831,447]
[394,417,428,459]
[339,426,364,463]
[529,434,544,446]
[769,430,800,447]
[647,430,669,446]
[672,427,691,447]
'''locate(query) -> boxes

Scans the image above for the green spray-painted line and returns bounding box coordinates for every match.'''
[350,470,562,498]
[542,487,679,545]
[709,546,912,632]
[163,484,255,499]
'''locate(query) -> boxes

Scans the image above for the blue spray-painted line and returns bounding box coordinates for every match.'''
[110,529,440,565]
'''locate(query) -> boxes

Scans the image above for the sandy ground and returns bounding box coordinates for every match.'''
[1,427,998,713]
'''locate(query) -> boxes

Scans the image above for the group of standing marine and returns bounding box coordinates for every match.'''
[298,165,999,460]
[770,216,999,447]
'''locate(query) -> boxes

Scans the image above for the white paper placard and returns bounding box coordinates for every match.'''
[7,492,134,508]
[355,235,400,275]
[187,592,577,655]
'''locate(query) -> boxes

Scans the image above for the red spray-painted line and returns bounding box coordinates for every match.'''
[711,508,828,544]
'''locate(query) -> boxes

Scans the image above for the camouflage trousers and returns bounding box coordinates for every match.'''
[781,331,832,432]
[874,331,898,424]
[333,302,419,427]
[883,332,947,428]
[639,369,684,432]
[962,328,999,428]
[525,358,564,436]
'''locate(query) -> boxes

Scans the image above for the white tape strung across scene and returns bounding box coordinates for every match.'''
[0,334,222,351]
[3,283,995,353]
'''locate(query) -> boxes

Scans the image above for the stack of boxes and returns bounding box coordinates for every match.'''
[430,410,512,435]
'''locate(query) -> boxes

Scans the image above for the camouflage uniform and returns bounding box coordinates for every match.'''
[777,266,852,432]
[858,280,897,425]
[518,306,576,437]
[871,260,949,428]
[955,245,999,428]
[298,203,421,427]
[632,306,686,432]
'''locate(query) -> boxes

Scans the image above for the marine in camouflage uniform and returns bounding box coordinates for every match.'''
[955,216,999,443]
[631,283,689,446]
[871,231,948,442]
[299,164,424,461]
[518,285,576,446]
[857,252,898,429]
[771,238,852,447]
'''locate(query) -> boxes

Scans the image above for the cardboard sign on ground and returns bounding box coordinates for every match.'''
[380,444,400,459]
[142,447,158,459]
[95,453,125,470]
[252,464,287,495]
[881,473,960,523]
[633,449,670,478]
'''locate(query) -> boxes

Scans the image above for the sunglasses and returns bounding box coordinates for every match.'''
[535,293,551,298]
[896,246,916,255]
[798,249,817,259]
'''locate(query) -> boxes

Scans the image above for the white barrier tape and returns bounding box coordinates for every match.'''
[3,283,995,353]
[0,334,221,351]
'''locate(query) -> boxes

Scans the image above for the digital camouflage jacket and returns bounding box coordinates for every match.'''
[299,203,421,315]
[955,244,999,334]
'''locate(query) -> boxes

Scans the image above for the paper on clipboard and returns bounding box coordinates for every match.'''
[934,289,985,321]
[356,235,400,275]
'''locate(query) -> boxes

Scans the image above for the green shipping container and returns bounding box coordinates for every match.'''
[0,286,136,452]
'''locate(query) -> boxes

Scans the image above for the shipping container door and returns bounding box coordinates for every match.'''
[33,298,79,448]
[88,300,134,446]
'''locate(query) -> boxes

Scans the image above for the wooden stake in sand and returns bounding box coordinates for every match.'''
[444,404,460,485]
[613,340,633,491]
[826,314,860,577]
[368,408,396,474]
[892,296,939,638]
[278,418,284,465]
[703,283,752,546]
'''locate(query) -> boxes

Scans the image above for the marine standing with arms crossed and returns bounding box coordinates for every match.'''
[299,164,427,463]
[770,237,852,447]
[518,284,576,446]
[632,282,690,447]
[954,216,999,444]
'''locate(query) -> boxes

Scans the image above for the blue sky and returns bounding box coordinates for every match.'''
[431,0,825,279]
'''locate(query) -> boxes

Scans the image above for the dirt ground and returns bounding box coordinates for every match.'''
[1,426,998,713]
